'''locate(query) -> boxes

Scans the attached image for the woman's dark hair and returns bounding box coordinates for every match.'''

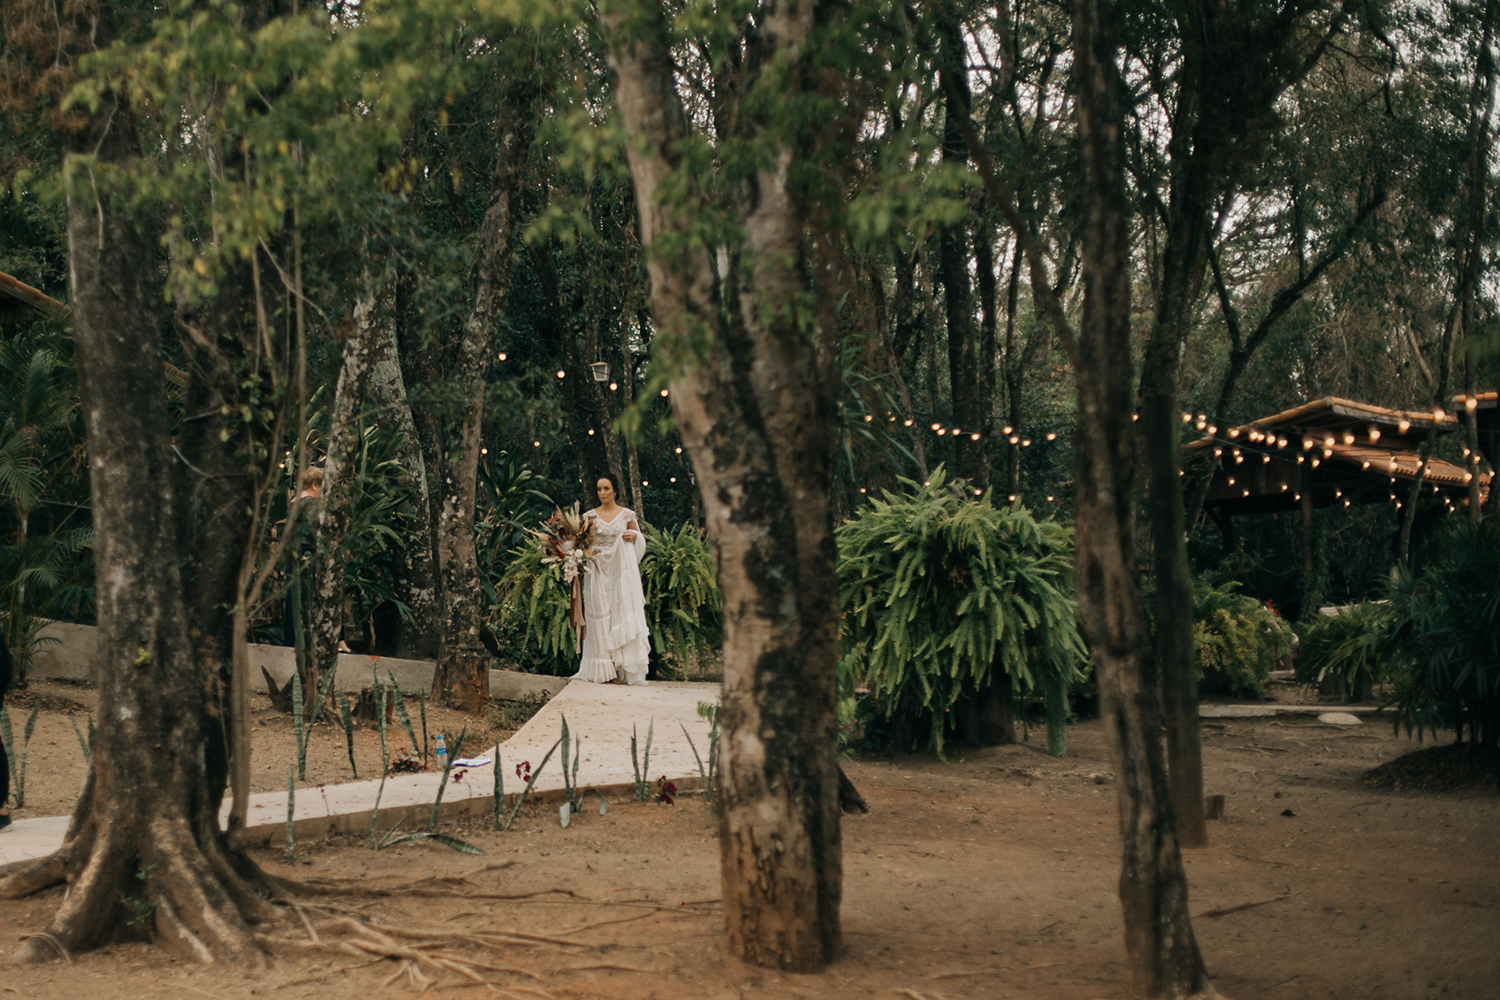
[594,472,622,499]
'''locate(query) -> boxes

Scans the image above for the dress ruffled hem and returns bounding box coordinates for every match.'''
[573,657,619,684]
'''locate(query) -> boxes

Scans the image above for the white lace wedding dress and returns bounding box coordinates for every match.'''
[573,507,650,685]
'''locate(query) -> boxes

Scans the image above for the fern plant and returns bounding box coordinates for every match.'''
[837,468,1085,757]
[1190,579,1295,698]
[492,543,578,673]
[1294,601,1391,698]
[639,523,721,673]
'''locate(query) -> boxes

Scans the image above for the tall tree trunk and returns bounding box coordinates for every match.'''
[1073,0,1210,991]
[604,0,842,970]
[304,265,381,703]
[430,96,535,712]
[394,264,447,661]
[1003,246,1024,495]
[938,13,984,490]
[974,212,998,489]
[1,87,277,965]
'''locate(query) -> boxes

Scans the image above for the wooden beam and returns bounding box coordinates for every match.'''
[0,271,69,317]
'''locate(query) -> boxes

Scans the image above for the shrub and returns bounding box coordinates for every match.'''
[837,469,1085,757]
[639,523,721,674]
[1380,524,1500,751]
[492,543,577,674]
[1190,579,1295,697]
[1293,601,1391,698]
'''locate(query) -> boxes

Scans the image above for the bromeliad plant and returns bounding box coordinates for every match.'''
[837,469,1085,757]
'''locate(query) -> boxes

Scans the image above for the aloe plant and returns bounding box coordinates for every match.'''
[0,701,41,808]
[388,672,421,761]
[337,688,357,778]
[427,727,468,832]
[630,719,654,802]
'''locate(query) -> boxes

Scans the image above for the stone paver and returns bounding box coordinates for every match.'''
[0,679,719,874]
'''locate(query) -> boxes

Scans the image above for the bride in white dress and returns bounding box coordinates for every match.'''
[574,473,650,685]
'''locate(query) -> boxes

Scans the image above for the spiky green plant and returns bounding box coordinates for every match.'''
[0,700,41,808]
[1378,524,1500,750]
[293,666,340,780]
[630,719,654,801]
[492,749,504,830]
[337,689,357,778]
[369,679,390,848]
[1294,601,1391,698]
[837,469,1085,758]
[428,727,468,831]
[285,765,296,864]
[558,715,582,815]
[500,738,561,832]
[70,716,92,762]
[1190,579,1295,698]
[389,673,420,760]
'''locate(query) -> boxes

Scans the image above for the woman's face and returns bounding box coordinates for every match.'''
[596,478,615,505]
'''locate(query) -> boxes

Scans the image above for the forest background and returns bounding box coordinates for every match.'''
[0,0,1497,990]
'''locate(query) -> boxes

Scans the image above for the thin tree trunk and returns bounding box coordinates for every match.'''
[304,264,381,704]
[866,253,926,478]
[431,95,535,712]
[533,240,612,491]
[938,13,983,489]
[1073,0,1210,991]
[394,264,447,661]
[975,212,998,490]
[370,274,441,660]
[604,0,841,969]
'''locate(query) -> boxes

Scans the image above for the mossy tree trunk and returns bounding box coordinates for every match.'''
[0,89,278,964]
[604,0,843,970]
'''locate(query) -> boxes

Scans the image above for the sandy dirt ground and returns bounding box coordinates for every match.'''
[3,682,1498,1000]
[2,682,526,820]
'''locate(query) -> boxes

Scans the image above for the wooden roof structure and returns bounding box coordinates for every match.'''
[0,271,68,324]
[1184,396,1489,517]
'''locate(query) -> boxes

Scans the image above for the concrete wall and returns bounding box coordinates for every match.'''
[27,621,569,701]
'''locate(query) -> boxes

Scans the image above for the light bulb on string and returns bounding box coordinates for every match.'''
[497,351,507,361]
[556,369,565,379]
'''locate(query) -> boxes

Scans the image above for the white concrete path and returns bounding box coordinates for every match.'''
[0,679,720,875]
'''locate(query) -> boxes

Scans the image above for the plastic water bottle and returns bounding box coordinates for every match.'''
[435,733,448,770]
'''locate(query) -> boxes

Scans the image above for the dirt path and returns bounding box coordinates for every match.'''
[3,698,1497,999]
